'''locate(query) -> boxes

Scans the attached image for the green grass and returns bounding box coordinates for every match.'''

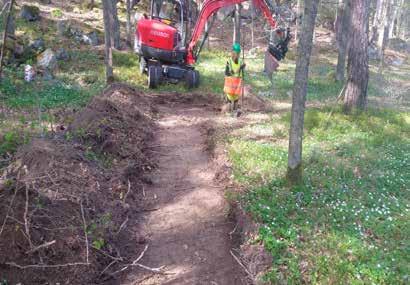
[0,66,100,109]
[229,108,410,284]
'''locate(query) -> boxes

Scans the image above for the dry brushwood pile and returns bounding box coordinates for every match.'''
[0,84,156,284]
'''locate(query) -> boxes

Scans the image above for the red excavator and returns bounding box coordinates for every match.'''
[135,0,291,88]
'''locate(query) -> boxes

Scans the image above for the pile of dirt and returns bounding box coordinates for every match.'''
[0,84,155,284]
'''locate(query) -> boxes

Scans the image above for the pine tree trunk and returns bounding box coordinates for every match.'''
[295,0,303,42]
[233,4,241,45]
[343,0,370,112]
[126,0,132,48]
[335,0,350,81]
[287,0,319,185]
[107,0,120,49]
[1,0,14,36]
[0,0,14,78]
[102,0,114,83]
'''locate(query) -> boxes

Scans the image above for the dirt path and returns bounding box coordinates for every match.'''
[124,100,245,284]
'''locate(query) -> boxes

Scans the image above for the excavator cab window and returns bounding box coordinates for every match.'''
[151,0,186,46]
[151,0,182,25]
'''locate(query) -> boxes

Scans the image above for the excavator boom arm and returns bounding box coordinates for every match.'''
[186,0,277,64]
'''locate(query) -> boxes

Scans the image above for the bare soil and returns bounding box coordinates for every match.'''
[0,84,155,284]
[122,93,246,284]
[0,88,253,284]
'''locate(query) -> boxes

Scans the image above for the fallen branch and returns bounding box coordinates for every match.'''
[26,240,56,254]
[111,244,149,275]
[133,263,167,274]
[91,244,123,261]
[0,187,18,238]
[229,224,238,239]
[99,260,118,277]
[230,249,253,279]
[115,216,129,236]
[6,262,90,269]
[123,179,131,203]
[80,201,90,265]
[24,187,33,249]
[109,245,172,275]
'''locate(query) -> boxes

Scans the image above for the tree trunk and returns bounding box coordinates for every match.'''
[388,0,399,38]
[335,0,343,43]
[370,0,384,45]
[102,0,114,83]
[126,0,132,48]
[0,0,14,79]
[233,4,241,45]
[106,0,120,49]
[287,0,319,185]
[335,0,350,81]
[343,0,370,112]
[395,0,405,38]
[379,0,393,72]
[1,0,14,36]
[295,0,303,42]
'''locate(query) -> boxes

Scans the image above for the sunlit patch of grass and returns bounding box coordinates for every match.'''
[228,107,410,284]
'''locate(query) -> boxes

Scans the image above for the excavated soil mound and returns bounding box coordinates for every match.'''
[0,84,155,284]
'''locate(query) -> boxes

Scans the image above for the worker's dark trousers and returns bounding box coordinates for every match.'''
[227,99,238,112]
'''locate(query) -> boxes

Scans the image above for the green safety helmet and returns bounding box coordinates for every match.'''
[232,43,241,53]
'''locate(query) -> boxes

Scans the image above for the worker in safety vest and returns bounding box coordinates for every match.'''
[225,43,246,112]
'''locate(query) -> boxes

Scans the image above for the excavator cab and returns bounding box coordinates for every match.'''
[151,0,185,43]
[136,0,199,88]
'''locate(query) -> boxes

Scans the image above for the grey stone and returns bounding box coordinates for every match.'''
[70,26,83,37]
[56,48,69,60]
[29,38,45,52]
[39,0,52,4]
[56,20,71,37]
[14,44,25,56]
[37,48,57,70]
[20,5,40,22]
[82,31,99,46]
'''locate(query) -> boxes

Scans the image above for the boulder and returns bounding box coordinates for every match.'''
[37,48,57,70]
[56,20,71,37]
[20,5,40,22]
[69,27,84,43]
[29,38,45,52]
[39,0,52,4]
[56,48,69,60]
[82,31,99,46]
[13,44,25,57]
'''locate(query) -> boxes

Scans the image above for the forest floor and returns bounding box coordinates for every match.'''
[123,94,245,285]
[1,1,409,284]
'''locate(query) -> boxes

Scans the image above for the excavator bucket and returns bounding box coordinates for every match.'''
[264,51,280,77]
[264,27,291,76]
